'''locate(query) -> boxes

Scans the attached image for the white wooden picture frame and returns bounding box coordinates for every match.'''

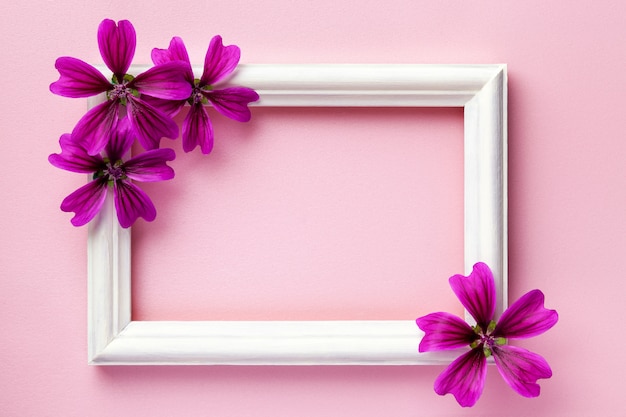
[88,64,507,365]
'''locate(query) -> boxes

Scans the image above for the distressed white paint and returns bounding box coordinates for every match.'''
[88,64,507,365]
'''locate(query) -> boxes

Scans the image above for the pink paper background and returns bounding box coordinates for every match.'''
[132,107,465,321]
[2,1,624,415]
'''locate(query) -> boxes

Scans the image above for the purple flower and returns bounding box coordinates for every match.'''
[48,120,176,228]
[151,35,259,154]
[50,19,192,155]
[416,262,558,407]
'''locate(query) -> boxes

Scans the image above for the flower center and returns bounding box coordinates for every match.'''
[470,320,506,357]
[189,79,211,105]
[94,158,127,183]
[106,162,125,180]
[106,74,139,105]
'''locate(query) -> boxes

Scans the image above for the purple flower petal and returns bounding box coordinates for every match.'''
[416,312,478,352]
[71,100,121,155]
[125,148,176,182]
[49,133,103,173]
[113,180,157,228]
[126,96,179,151]
[200,35,240,86]
[60,178,109,227]
[492,345,552,398]
[141,96,187,117]
[151,36,191,64]
[50,57,111,98]
[104,119,134,161]
[151,37,195,82]
[205,87,259,122]
[493,290,558,339]
[182,103,214,154]
[449,262,496,330]
[131,61,193,100]
[165,36,191,64]
[97,19,136,80]
[434,347,487,407]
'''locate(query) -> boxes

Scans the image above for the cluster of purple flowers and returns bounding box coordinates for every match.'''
[49,19,259,228]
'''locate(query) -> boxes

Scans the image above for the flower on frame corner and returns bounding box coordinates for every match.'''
[49,18,192,155]
[48,119,176,228]
[415,262,558,407]
[150,34,260,154]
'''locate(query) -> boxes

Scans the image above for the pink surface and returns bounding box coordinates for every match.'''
[132,107,464,321]
[2,1,625,415]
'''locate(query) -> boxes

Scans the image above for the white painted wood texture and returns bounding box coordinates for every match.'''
[88,64,507,365]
